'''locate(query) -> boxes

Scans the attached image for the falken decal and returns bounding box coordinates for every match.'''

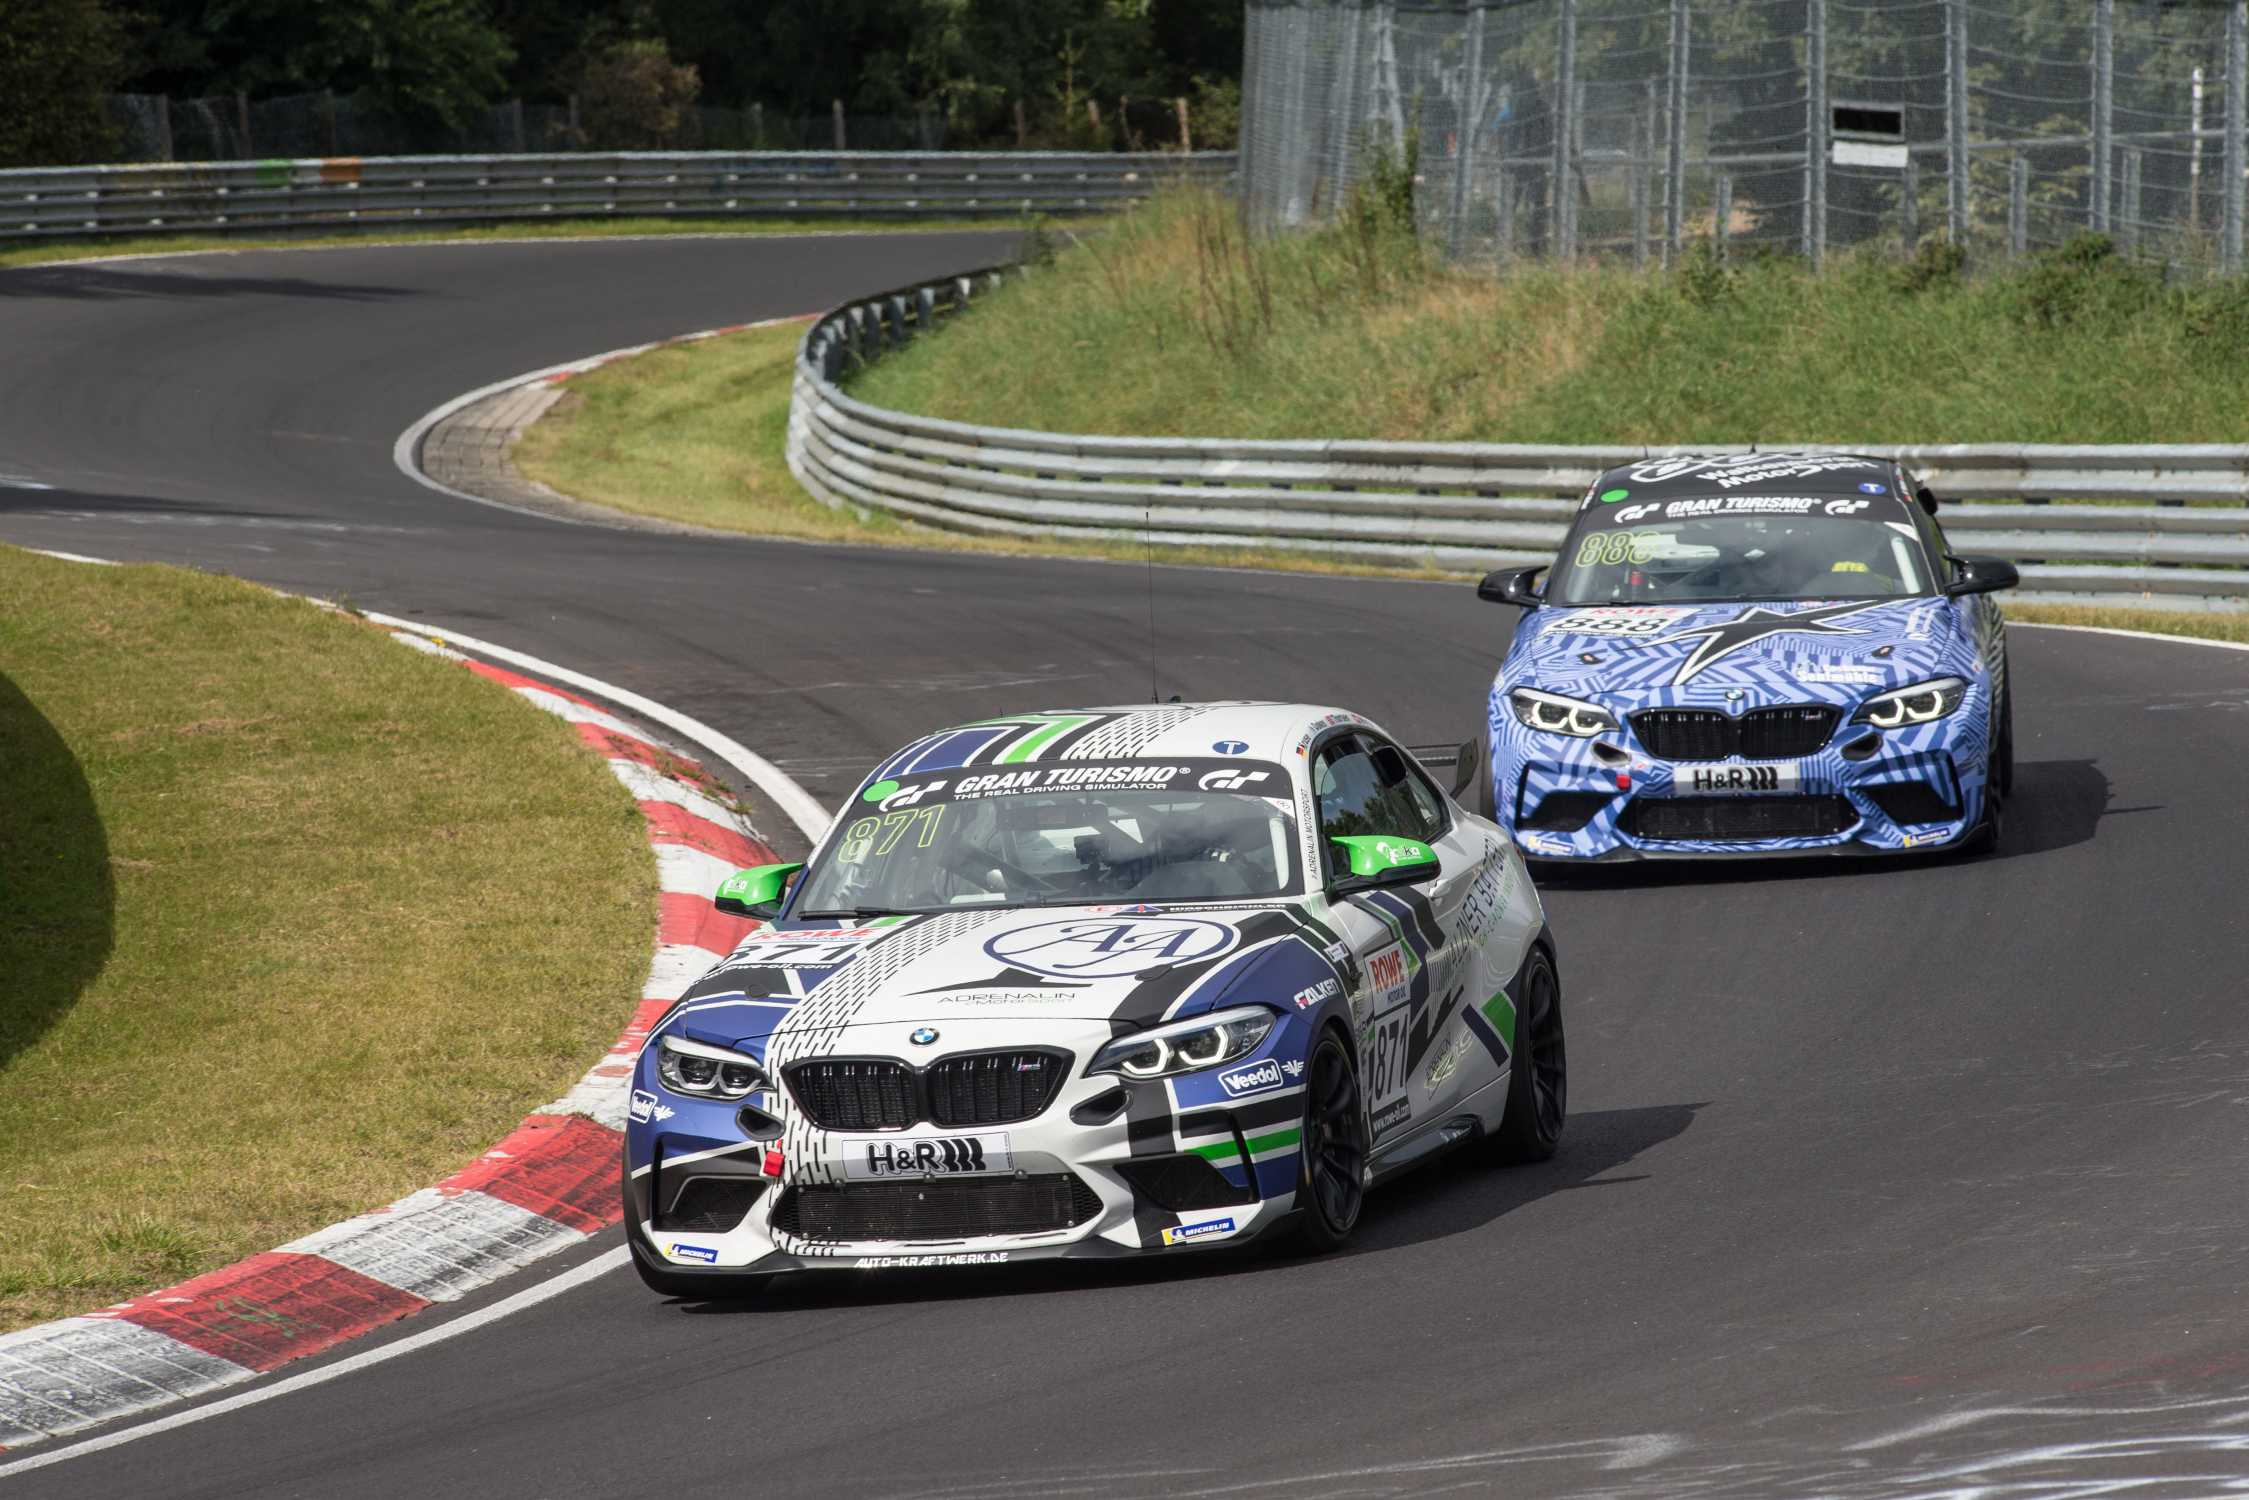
[1649,600,1886,686]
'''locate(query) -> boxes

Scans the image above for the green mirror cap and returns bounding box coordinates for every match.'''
[714,862,805,913]
[1330,835,1439,879]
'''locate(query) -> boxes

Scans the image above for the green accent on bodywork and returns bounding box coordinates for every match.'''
[997,713,1095,764]
[1600,487,1630,502]
[1481,987,1518,1051]
[714,862,803,910]
[1330,834,1438,879]
[1187,1126,1302,1163]
[860,778,900,803]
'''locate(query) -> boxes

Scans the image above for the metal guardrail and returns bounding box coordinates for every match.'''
[0,151,1237,241]
[788,269,2249,611]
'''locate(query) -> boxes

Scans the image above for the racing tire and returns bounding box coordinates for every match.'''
[1482,947,1567,1164]
[1279,1030,1368,1256]
[1959,690,2011,857]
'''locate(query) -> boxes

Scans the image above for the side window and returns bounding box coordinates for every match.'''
[1313,734,1445,860]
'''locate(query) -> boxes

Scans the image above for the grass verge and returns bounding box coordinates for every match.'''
[0,213,1030,271]
[0,549,651,1332]
[509,319,1453,579]
[852,187,2249,444]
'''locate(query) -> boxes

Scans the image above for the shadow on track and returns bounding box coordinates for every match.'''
[0,671,113,1069]
[0,486,286,523]
[0,266,422,304]
[1532,758,2117,891]
[660,1104,1698,1316]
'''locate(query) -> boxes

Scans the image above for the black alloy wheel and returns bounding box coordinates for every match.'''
[1286,1031,1368,1254]
[1484,948,1566,1163]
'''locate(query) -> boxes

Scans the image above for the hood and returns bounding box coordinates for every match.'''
[669,903,1336,1048]
[1504,597,1967,706]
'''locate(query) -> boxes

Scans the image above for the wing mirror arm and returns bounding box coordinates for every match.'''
[1476,565,1546,610]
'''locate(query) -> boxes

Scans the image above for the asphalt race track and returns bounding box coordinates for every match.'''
[5,234,2249,1499]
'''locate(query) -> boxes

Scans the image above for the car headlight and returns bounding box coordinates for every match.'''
[656,1034,765,1100]
[1088,1006,1277,1081]
[1508,686,1618,739]
[1851,677,1967,729]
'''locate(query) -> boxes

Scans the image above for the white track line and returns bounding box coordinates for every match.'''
[2012,620,2249,654]
[387,315,812,517]
[0,1249,628,1478]
[362,610,834,843]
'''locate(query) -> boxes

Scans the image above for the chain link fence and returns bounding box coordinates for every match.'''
[1241,0,2249,272]
[99,93,949,165]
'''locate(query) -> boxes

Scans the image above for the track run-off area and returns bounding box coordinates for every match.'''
[3,234,2248,1498]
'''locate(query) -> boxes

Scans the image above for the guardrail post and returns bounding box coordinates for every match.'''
[1553,0,1578,259]
[1448,2,1489,260]
[1946,0,1969,245]
[1806,0,1826,264]
[1665,0,1689,264]
[2227,0,2246,273]
[2009,152,2029,258]
[2092,0,2114,233]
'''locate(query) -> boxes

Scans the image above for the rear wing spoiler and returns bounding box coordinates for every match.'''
[1406,740,1480,799]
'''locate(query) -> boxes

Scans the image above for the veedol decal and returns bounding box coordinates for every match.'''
[1218,1058,1286,1098]
[984,916,1239,979]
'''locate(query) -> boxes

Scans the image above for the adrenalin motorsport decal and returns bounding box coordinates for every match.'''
[1650,600,1886,686]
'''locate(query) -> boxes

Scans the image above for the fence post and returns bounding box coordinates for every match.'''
[2228,1,2246,273]
[1495,164,1514,264]
[1806,0,1826,265]
[154,94,175,163]
[1177,96,1192,152]
[833,99,847,151]
[1946,0,1969,244]
[2121,144,2142,251]
[1716,174,1733,261]
[1903,154,1921,247]
[1632,91,1651,270]
[1449,1,1489,259]
[2009,152,2029,258]
[2092,0,2113,232]
[1554,0,1578,258]
[1665,0,1689,263]
[236,92,252,159]
[510,98,527,153]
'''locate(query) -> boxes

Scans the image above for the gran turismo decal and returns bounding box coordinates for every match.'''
[1650,600,1885,686]
[984,916,1240,979]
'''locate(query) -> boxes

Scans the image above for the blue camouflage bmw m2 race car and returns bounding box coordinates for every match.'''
[625,702,1566,1296]
[1478,452,2020,862]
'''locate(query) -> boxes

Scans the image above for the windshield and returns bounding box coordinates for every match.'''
[1548,498,1936,606]
[793,758,1300,916]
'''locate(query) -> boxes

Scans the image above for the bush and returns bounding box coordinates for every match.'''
[0,0,122,167]
[575,40,700,150]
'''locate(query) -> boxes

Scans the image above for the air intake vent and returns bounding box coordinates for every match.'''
[1631,706,1840,761]
[1620,795,1857,842]
[773,1174,1103,1243]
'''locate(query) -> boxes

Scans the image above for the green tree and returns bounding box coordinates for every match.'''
[572,37,699,148]
[0,0,126,167]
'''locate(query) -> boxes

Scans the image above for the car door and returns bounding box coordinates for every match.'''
[1309,730,1481,1149]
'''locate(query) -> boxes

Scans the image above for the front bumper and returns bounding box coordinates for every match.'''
[1491,699,1990,861]
[624,1014,1313,1275]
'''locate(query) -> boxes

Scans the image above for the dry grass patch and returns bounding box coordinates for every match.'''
[0,550,652,1331]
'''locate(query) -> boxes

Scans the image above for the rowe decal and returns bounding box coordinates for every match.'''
[846,1133,1012,1179]
[984,916,1238,979]
[1218,1058,1286,1098]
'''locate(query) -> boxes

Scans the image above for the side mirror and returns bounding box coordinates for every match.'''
[1916,484,1941,516]
[1943,555,2020,597]
[1476,565,1545,610]
[713,861,805,920]
[1329,835,1441,890]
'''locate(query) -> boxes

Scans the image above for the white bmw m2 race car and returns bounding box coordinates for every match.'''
[623,702,1565,1295]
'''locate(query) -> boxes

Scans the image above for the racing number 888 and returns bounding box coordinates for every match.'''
[1574,531,1659,569]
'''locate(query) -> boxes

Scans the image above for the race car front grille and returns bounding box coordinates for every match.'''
[656,1177,768,1234]
[772,1174,1103,1243]
[1632,706,1840,761]
[1620,795,1857,842]
[786,1059,916,1131]
[925,1051,1069,1128]
[787,1050,1072,1131]
[1864,779,1960,825]
[1117,1153,1257,1212]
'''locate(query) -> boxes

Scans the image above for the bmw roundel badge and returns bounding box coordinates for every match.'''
[910,1026,940,1046]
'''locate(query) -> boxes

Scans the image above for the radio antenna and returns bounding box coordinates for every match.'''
[1144,497,1159,702]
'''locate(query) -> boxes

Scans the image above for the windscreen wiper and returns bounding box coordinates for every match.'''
[791,906,923,921]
